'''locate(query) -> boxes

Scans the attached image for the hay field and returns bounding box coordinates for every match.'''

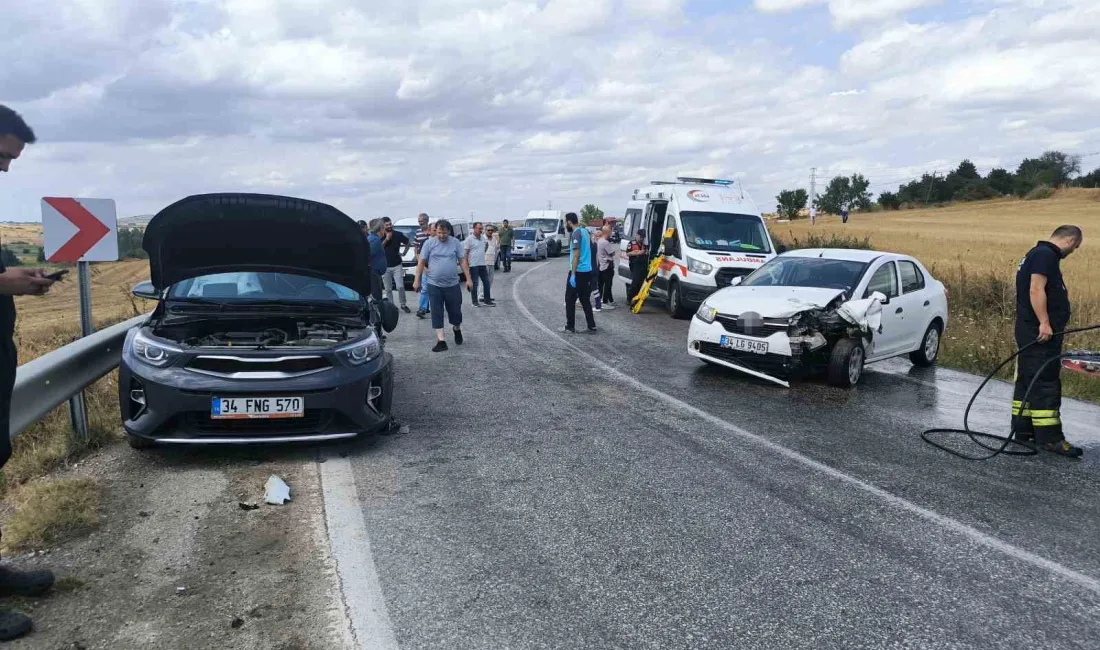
[775,189,1100,400]
[12,259,153,334]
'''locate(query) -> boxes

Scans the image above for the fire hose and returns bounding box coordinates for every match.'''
[920,323,1100,461]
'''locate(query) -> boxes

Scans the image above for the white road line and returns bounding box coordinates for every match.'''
[320,455,401,650]
[513,262,1100,596]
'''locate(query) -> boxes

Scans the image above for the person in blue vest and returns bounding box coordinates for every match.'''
[563,212,597,333]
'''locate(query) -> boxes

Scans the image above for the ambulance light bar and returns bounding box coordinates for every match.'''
[676,177,734,186]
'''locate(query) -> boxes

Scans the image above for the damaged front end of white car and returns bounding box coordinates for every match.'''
[692,290,887,388]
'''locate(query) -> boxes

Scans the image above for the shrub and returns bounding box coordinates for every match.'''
[1024,185,1056,201]
[775,230,874,251]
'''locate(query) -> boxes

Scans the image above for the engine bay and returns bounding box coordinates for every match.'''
[154,317,367,349]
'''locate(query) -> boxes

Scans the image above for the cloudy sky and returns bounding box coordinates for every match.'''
[3,0,1099,223]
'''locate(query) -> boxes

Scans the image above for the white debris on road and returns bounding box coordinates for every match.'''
[264,475,292,505]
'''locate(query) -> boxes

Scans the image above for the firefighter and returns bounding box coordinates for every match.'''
[1012,225,1083,458]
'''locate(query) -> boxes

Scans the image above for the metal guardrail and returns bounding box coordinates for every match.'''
[9,314,147,440]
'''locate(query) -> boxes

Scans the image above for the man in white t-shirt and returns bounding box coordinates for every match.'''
[463,222,496,307]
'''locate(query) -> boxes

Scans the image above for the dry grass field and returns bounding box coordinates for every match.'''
[2,254,155,498]
[774,188,1100,401]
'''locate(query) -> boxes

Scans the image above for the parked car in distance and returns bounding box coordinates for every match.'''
[120,193,395,449]
[688,248,948,388]
[511,227,549,261]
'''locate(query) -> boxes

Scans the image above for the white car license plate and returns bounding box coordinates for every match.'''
[211,397,304,419]
[720,335,769,355]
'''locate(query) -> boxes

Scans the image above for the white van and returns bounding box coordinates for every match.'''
[617,177,779,318]
[523,210,567,257]
[394,216,471,287]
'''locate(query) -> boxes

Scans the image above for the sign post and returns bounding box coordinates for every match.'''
[41,197,119,445]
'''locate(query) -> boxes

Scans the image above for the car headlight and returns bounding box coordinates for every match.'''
[338,333,382,366]
[687,257,714,275]
[695,301,718,324]
[131,330,182,368]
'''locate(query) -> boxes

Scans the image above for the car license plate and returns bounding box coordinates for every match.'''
[211,397,304,419]
[720,335,769,355]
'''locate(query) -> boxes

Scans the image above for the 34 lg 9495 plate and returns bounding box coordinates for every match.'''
[211,397,304,419]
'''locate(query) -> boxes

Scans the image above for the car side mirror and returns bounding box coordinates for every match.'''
[729,276,743,287]
[870,290,889,305]
[132,280,159,300]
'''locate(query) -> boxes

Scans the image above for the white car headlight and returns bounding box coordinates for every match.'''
[338,333,382,366]
[687,257,714,275]
[695,301,718,324]
[131,330,182,368]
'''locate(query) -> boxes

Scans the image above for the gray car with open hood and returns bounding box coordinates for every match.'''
[119,193,396,448]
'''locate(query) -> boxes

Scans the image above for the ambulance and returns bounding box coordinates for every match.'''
[617,177,781,318]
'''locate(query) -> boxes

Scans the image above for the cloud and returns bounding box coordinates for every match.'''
[0,0,1097,224]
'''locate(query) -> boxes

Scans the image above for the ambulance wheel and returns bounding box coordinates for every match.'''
[826,338,864,388]
[667,279,689,319]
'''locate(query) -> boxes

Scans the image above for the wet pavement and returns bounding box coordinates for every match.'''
[337,258,1100,650]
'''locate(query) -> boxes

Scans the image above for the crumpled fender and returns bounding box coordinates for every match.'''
[836,292,885,334]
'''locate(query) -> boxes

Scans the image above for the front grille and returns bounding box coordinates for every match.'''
[714,314,787,337]
[182,409,331,435]
[186,355,331,378]
[698,342,793,377]
[716,268,753,287]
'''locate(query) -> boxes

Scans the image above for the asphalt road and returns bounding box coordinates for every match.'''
[332,258,1100,650]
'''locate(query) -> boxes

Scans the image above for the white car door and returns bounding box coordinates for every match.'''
[862,260,903,358]
[896,259,935,348]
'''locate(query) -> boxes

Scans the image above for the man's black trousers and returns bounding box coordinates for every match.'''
[1011,324,1064,444]
[0,338,17,469]
[566,271,596,330]
[599,266,615,303]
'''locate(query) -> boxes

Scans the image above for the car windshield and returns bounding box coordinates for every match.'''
[168,272,361,303]
[514,228,538,240]
[680,211,772,253]
[394,225,419,241]
[526,219,558,233]
[741,257,868,292]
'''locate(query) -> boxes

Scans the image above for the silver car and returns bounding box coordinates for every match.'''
[511,228,548,261]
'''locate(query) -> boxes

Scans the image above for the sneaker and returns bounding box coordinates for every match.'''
[454,327,464,345]
[0,567,54,598]
[562,326,576,334]
[401,305,411,314]
[0,610,32,642]
[586,327,598,334]
[1013,430,1035,444]
[593,307,602,312]
[432,341,448,352]
[483,299,497,307]
[602,304,616,311]
[1043,439,1083,458]
[416,310,426,319]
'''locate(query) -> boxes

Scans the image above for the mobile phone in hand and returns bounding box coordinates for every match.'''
[45,269,69,281]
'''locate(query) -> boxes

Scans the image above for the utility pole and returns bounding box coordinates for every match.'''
[809,167,817,225]
[547,200,552,210]
[924,171,936,203]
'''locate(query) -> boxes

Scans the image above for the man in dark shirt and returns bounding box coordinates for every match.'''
[380,217,411,313]
[625,229,648,306]
[1012,225,1083,457]
[498,219,514,272]
[0,104,61,641]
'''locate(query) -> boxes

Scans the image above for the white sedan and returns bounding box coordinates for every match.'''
[687,248,948,387]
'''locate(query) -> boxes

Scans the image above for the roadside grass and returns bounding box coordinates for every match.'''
[1,477,100,552]
[777,189,1100,404]
[1,312,134,498]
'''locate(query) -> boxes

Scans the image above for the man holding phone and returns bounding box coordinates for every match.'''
[0,105,61,641]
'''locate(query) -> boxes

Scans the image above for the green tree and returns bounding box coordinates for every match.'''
[985,168,1014,195]
[580,204,604,226]
[816,174,872,214]
[36,248,46,263]
[877,191,901,210]
[1,247,21,268]
[775,189,808,219]
[1078,167,1100,188]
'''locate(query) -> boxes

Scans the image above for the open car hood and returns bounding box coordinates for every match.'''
[706,286,847,318]
[144,193,371,296]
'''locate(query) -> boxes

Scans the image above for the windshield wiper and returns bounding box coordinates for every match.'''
[168,297,227,311]
[230,300,363,313]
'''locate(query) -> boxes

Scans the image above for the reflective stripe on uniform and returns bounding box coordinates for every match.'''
[1011,400,1032,417]
[1030,408,1061,427]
